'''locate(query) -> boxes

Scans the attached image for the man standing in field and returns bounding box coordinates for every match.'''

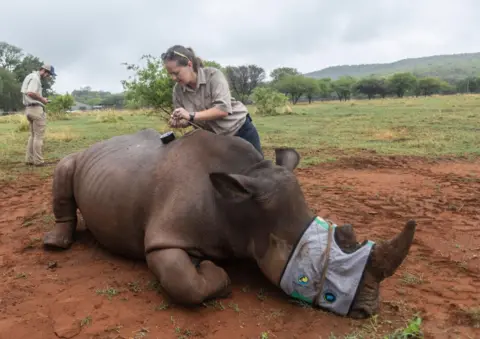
[20,64,56,166]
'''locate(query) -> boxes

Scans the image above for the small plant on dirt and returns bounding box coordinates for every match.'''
[155,301,169,311]
[146,279,162,294]
[133,327,149,339]
[15,272,27,279]
[170,316,194,339]
[96,286,120,300]
[128,281,142,293]
[257,288,267,301]
[458,307,480,328]
[400,272,424,285]
[202,299,225,310]
[384,315,423,338]
[228,302,241,313]
[260,331,269,339]
[24,237,41,250]
[80,315,92,327]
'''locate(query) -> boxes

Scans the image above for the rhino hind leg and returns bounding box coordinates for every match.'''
[146,249,232,305]
[44,153,79,250]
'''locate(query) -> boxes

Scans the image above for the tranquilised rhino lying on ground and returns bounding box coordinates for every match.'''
[43,128,417,319]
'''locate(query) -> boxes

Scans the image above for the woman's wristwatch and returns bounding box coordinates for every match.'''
[189,112,196,121]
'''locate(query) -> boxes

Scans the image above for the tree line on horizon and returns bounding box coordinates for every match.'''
[1,41,480,114]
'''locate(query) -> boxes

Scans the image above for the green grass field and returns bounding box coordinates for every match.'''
[1,94,480,181]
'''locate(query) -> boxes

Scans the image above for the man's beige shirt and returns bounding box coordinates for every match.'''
[173,67,248,136]
[21,71,44,107]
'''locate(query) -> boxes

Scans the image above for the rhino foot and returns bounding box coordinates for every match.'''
[43,222,75,249]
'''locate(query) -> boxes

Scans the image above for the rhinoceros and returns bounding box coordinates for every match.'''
[43,128,416,319]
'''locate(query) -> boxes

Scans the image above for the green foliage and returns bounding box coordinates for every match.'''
[387,72,417,98]
[416,77,451,96]
[270,67,300,82]
[384,316,423,338]
[0,68,22,111]
[317,78,333,98]
[456,76,480,93]
[0,41,23,71]
[332,76,356,101]
[251,87,288,115]
[354,77,388,99]
[303,77,320,103]
[71,86,125,108]
[203,60,223,70]
[224,64,266,103]
[47,93,75,112]
[121,54,175,112]
[46,93,75,121]
[275,74,313,104]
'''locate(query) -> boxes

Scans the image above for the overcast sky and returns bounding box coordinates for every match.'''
[1,0,478,94]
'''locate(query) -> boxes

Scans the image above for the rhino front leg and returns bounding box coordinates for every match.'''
[44,153,79,249]
[146,249,232,304]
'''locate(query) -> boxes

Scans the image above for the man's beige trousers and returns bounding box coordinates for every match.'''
[25,105,46,165]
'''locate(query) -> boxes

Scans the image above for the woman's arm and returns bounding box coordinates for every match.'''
[183,69,232,122]
[171,68,232,122]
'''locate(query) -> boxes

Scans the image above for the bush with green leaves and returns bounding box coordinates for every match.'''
[251,87,288,116]
[46,93,75,120]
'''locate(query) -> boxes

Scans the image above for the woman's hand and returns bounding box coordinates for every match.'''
[172,107,190,121]
[168,117,189,128]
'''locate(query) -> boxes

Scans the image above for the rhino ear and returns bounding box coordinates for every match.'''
[275,148,300,171]
[209,173,256,202]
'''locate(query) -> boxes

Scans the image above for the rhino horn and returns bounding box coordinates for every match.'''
[370,220,417,282]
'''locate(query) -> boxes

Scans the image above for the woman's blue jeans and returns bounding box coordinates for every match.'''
[234,114,263,156]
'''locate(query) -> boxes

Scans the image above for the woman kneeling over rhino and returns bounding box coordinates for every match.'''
[161,45,263,156]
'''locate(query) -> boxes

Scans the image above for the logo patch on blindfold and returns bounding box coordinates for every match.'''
[324,291,336,303]
[297,274,309,286]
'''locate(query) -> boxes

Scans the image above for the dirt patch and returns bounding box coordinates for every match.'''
[0,156,479,338]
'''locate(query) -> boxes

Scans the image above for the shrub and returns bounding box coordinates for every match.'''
[251,87,288,116]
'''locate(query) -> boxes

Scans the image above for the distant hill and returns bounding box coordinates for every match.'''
[304,52,480,81]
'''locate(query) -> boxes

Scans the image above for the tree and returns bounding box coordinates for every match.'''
[270,67,300,82]
[275,75,310,104]
[456,76,480,93]
[203,60,223,70]
[332,76,356,101]
[317,78,333,99]
[47,93,75,113]
[224,64,265,103]
[121,54,175,113]
[304,77,320,103]
[387,72,417,98]
[0,41,23,71]
[0,68,22,111]
[354,77,386,99]
[251,87,288,116]
[416,77,450,96]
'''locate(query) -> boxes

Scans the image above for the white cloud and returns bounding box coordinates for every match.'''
[0,0,478,93]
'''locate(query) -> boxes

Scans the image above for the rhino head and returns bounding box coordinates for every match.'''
[209,148,416,318]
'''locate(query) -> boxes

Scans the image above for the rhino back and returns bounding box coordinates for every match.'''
[73,128,166,259]
[71,128,263,260]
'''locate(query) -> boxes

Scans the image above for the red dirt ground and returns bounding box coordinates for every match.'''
[1,155,479,339]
